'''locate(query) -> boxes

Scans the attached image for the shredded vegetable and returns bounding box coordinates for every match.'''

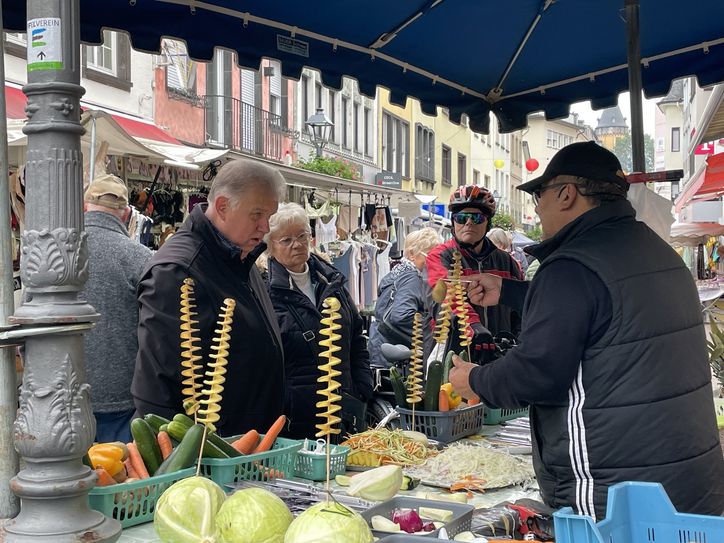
[341,429,438,466]
[405,443,535,489]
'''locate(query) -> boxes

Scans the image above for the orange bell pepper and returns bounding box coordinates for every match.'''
[87,443,125,476]
[440,383,463,409]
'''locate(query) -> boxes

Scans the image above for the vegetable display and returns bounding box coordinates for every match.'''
[347,464,403,501]
[341,428,437,467]
[216,487,293,543]
[284,501,373,543]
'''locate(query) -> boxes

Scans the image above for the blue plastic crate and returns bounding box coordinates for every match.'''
[553,482,724,543]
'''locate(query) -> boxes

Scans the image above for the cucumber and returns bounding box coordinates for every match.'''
[155,424,204,475]
[130,418,163,475]
[172,414,240,457]
[166,420,229,459]
[424,361,444,411]
[143,413,171,434]
[389,367,409,409]
[442,350,455,384]
[459,349,469,363]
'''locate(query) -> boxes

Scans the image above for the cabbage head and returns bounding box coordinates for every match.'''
[154,476,225,543]
[216,487,292,543]
[284,501,373,543]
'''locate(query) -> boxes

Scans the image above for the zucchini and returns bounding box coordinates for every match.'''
[155,423,204,475]
[166,420,229,459]
[389,367,409,409]
[143,413,171,434]
[459,349,469,363]
[424,361,444,411]
[172,413,240,457]
[130,418,163,475]
[442,350,455,384]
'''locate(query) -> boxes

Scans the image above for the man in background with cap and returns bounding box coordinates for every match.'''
[82,174,153,442]
[449,141,724,519]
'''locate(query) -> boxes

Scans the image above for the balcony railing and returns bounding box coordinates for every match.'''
[202,95,296,162]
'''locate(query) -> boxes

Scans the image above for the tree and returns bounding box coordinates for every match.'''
[612,133,655,173]
[527,225,543,242]
[491,212,515,230]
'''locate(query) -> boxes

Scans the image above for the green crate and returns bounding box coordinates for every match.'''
[200,435,302,487]
[483,406,529,425]
[88,467,195,528]
[294,445,349,481]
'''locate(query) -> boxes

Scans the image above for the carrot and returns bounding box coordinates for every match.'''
[157,431,173,460]
[124,458,139,479]
[127,442,150,479]
[232,429,260,455]
[253,415,286,453]
[95,467,116,486]
[467,397,480,406]
[438,390,450,412]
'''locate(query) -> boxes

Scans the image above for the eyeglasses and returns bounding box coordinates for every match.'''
[532,182,571,205]
[452,212,487,225]
[275,232,311,247]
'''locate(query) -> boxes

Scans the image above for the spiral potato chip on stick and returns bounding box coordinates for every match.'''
[406,313,424,428]
[179,278,203,419]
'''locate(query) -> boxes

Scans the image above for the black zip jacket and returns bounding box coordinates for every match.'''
[133,205,285,437]
[268,254,373,439]
[469,200,724,519]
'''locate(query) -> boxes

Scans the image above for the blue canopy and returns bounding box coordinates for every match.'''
[3,1,724,133]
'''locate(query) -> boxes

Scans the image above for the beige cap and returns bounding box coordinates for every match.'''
[84,174,129,209]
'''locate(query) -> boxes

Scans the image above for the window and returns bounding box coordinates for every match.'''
[341,97,349,148]
[364,107,372,156]
[269,95,280,116]
[484,174,491,187]
[83,30,132,91]
[354,102,360,152]
[301,75,309,125]
[473,169,480,184]
[315,82,323,110]
[457,153,467,186]
[441,145,452,185]
[546,129,572,150]
[382,111,410,177]
[415,124,435,182]
[671,127,681,152]
[4,32,26,57]
[327,89,335,142]
[163,39,197,96]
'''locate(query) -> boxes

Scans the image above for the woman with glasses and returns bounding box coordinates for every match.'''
[426,185,524,361]
[265,203,373,439]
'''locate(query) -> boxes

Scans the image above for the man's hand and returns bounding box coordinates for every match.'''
[448,355,479,401]
[467,273,503,306]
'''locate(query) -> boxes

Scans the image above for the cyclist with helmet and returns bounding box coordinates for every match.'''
[426,185,523,362]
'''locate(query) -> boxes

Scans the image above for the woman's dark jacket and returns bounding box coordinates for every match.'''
[368,259,434,367]
[268,254,373,439]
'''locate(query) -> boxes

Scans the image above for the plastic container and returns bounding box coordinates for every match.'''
[553,481,724,543]
[294,444,349,481]
[88,467,195,528]
[199,435,302,487]
[483,406,529,425]
[396,404,484,444]
[360,496,474,538]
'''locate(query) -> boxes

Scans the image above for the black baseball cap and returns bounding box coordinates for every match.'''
[518,141,628,194]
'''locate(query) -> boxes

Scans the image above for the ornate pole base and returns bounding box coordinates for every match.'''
[3,463,120,542]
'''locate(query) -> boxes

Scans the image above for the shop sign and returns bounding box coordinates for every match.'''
[109,156,204,184]
[375,171,402,189]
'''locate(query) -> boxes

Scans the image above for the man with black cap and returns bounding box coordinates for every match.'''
[449,142,724,519]
[82,174,153,442]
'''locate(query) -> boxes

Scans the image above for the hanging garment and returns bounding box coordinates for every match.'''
[376,242,392,286]
[331,242,361,306]
[306,199,331,218]
[337,204,361,240]
[360,243,379,308]
[315,215,338,247]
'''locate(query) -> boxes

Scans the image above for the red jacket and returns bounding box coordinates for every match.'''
[426,237,523,337]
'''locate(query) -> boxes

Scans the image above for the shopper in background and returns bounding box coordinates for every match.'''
[133,159,286,437]
[368,227,442,367]
[265,203,373,439]
[82,174,153,442]
[450,142,724,519]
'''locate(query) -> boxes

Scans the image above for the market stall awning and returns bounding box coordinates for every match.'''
[4,84,27,120]
[111,114,180,145]
[4,2,724,134]
[669,221,724,246]
[675,152,724,212]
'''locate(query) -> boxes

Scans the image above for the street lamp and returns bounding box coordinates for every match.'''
[305,107,333,157]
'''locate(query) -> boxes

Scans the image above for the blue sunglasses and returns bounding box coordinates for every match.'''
[452,212,487,225]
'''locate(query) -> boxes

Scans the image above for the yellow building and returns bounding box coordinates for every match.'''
[594,105,628,151]
[377,88,471,211]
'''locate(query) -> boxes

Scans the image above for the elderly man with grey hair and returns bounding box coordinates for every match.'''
[133,159,286,436]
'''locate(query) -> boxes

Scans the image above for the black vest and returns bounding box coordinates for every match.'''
[528,201,724,520]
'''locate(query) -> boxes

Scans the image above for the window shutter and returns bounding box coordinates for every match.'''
[241,69,255,106]
[117,33,131,83]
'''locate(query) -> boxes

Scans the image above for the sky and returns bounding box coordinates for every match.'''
[570,91,657,137]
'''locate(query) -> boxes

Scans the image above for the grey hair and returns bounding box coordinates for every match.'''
[557,174,628,206]
[487,228,511,251]
[404,227,442,258]
[264,202,311,253]
[208,159,286,208]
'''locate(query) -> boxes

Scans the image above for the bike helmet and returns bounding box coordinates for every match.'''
[449,185,497,217]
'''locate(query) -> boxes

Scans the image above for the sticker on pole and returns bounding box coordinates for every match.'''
[27,18,63,71]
